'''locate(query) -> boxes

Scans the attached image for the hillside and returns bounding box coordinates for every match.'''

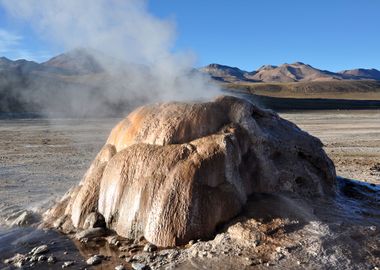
[224,80,380,100]
[201,62,380,83]
[1,49,380,116]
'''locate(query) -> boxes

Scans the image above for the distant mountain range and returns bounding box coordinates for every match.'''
[0,49,380,116]
[200,62,380,83]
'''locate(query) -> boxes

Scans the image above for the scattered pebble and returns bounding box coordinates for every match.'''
[86,255,103,265]
[62,261,74,268]
[38,255,47,261]
[132,262,150,270]
[29,255,38,262]
[143,243,157,252]
[115,265,126,270]
[47,256,57,263]
[31,244,49,255]
[75,227,106,240]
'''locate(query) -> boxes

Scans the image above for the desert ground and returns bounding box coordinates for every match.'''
[0,109,379,269]
[280,110,380,185]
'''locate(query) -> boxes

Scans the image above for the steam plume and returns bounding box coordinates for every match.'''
[0,0,219,117]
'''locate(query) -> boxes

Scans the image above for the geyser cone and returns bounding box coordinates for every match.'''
[43,95,336,246]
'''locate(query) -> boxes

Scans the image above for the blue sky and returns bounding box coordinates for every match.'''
[0,0,379,71]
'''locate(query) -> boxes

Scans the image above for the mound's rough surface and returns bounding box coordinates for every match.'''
[44,96,336,246]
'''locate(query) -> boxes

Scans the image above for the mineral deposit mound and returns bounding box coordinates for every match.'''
[44,95,336,247]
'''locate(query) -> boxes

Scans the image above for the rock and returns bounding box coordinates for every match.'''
[31,244,49,255]
[107,235,122,246]
[62,261,74,268]
[83,212,106,229]
[38,255,47,261]
[8,210,38,226]
[115,265,126,270]
[75,227,106,240]
[47,256,57,263]
[86,255,103,265]
[4,253,26,264]
[132,262,150,270]
[167,250,179,260]
[44,95,336,246]
[143,243,157,252]
[14,261,24,268]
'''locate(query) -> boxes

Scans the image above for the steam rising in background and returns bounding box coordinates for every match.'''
[0,0,219,117]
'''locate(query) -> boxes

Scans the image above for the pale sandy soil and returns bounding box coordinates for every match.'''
[280,110,380,184]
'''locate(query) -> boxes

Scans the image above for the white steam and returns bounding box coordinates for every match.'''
[0,0,219,117]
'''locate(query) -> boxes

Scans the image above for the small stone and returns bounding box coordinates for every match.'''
[132,262,150,270]
[4,253,25,264]
[38,255,47,261]
[29,255,38,262]
[275,247,282,253]
[47,256,57,264]
[188,240,195,246]
[63,251,68,255]
[9,210,38,226]
[143,243,157,252]
[86,255,103,265]
[265,262,270,267]
[107,235,122,246]
[369,226,377,231]
[31,244,49,255]
[115,265,126,270]
[75,227,106,240]
[83,212,106,229]
[167,250,179,260]
[297,261,301,265]
[191,249,198,257]
[125,256,134,263]
[14,261,24,268]
[134,235,145,244]
[62,261,74,268]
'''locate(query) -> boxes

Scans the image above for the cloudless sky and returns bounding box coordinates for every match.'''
[0,0,379,71]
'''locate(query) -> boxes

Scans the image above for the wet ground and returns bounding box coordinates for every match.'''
[0,111,379,269]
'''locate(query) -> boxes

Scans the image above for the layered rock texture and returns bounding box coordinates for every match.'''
[44,95,336,246]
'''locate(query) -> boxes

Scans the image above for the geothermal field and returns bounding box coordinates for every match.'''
[0,1,379,270]
[0,103,379,269]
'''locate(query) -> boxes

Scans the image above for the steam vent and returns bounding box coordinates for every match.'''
[44,95,336,247]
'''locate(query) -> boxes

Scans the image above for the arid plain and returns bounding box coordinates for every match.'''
[0,109,379,269]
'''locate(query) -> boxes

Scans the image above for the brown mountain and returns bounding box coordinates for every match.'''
[42,48,104,75]
[199,63,253,82]
[201,62,380,83]
[247,62,343,82]
[339,68,380,81]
